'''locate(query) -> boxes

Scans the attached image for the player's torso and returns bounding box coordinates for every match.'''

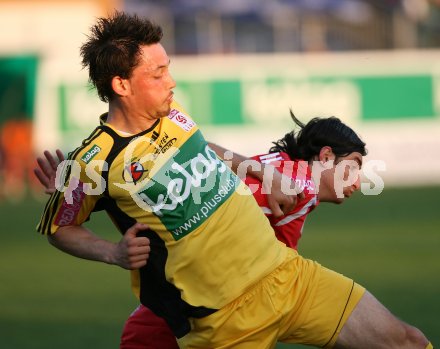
[80,106,287,309]
[244,152,318,249]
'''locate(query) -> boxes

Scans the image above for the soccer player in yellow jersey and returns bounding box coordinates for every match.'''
[36,11,433,349]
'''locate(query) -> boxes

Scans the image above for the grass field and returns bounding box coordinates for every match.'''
[1,186,439,348]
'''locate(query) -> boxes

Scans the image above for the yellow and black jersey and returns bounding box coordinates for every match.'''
[37,101,287,337]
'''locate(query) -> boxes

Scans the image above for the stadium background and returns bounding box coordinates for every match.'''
[0,0,439,347]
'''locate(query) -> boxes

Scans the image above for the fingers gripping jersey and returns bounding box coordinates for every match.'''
[37,102,288,338]
[244,152,319,250]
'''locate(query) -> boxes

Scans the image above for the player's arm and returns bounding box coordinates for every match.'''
[208,142,304,217]
[48,223,151,270]
[35,150,150,270]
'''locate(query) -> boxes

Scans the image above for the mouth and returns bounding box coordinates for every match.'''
[167,92,174,103]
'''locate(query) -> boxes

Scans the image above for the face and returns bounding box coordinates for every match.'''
[315,151,363,204]
[125,43,176,120]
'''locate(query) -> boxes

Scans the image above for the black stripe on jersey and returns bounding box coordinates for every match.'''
[138,230,217,338]
[100,117,160,140]
[98,120,160,197]
[98,127,135,197]
[37,126,104,235]
[95,124,217,338]
[95,196,217,338]
[78,125,105,149]
[37,189,62,234]
[94,196,136,234]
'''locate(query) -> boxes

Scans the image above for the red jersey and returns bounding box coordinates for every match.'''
[244,152,319,250]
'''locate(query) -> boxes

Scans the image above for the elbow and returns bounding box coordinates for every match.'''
[47,233,59,247]
[47,227,69,248]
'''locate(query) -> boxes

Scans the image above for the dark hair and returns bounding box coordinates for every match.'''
[270,110,367,161]
[80,11,163,102]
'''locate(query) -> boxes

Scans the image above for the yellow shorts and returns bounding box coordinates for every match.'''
[178,249,365,349]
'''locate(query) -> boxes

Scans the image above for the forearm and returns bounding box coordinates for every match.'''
[208,141,299,216]
[208,142,265,180]
[48,225,118,265]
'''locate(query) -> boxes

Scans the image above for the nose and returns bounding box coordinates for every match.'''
[167,71,176,89]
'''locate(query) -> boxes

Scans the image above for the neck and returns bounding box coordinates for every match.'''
[107,103,158,134]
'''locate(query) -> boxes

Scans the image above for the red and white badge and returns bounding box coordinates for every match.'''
[168,109,195,132]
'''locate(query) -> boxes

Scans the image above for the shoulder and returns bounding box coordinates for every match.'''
[251,151,288,164]
[67,126,114,168]
[251,152,294,175]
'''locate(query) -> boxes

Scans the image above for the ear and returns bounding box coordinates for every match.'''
[111,76,130,97]
[318,146,335,163]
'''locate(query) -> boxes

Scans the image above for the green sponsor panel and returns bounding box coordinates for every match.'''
[60,71,437,131]
[176,74,438,125]
[266,76,287,84]
[176,80,243,125]
[0,55,38,123]
[176,81,213,124]
[137,130,238,240]
[211,80,243,124]
[58,82,106,135]
[356,75,435,120]
[58,84,68,130]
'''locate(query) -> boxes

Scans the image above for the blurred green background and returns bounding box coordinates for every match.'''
[1,186,438,348]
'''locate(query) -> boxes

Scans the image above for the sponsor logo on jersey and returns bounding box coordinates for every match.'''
[54,181,85,226]
[168,109,195,131]
[135,130,238,240]
[160,138,177,153]
[81,144,101,164]
[122,161,149,185]
[153,132,177,156]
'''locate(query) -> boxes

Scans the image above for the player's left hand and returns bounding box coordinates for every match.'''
[114,223,151,270]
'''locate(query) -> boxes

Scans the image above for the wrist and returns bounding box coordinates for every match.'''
[102,241,119,266]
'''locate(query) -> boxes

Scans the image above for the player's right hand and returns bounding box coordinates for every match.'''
[264,167,305,218]
[114,223,151,270]
[34,149,65,194]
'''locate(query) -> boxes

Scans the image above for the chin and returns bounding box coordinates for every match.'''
[159,107,172,118]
